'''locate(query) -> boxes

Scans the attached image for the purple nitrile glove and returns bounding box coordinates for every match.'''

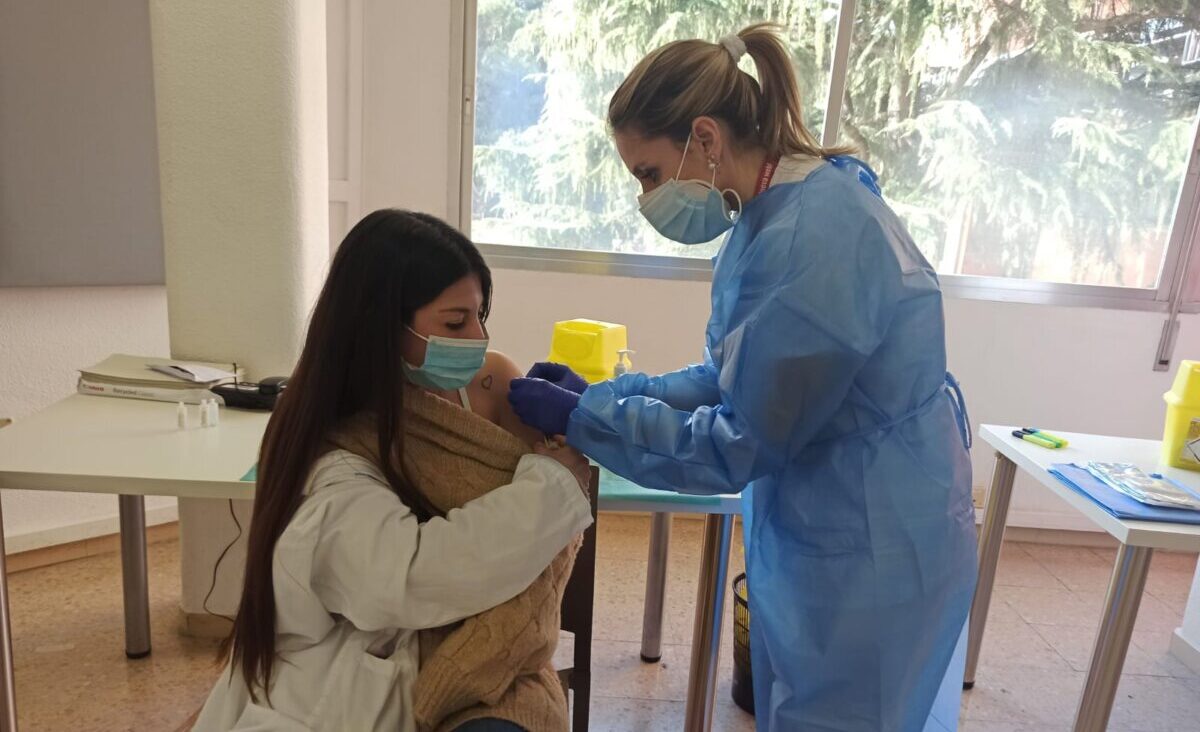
[526,362,589,395]
[508,377,581,436]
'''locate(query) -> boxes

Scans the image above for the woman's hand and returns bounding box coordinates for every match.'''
[533,437,591,494]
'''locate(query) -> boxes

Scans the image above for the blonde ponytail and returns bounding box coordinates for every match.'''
[607,23,853,159]
[741,24,854,158]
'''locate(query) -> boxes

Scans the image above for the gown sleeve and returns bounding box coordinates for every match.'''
[608,356,721,413]
[566,214,903,495]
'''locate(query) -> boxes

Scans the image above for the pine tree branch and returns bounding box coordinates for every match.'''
[840,94,872,153]
[1078,11,1200,36]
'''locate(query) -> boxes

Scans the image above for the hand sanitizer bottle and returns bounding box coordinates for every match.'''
[614,349,635,377]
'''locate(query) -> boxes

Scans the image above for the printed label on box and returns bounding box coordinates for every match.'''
[1180,418,1200,467]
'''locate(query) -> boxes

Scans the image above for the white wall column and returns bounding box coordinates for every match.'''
[149,1,328,620]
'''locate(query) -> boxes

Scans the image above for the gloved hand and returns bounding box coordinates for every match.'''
[508,378,581,436]
[525,362,589,395]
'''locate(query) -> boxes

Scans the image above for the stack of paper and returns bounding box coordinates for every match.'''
[148,363,237,384]
[78,354,242,405]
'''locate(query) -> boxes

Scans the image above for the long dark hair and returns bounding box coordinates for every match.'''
[224,209,493,701]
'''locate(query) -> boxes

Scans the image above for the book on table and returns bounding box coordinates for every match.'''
[77,354,242,405]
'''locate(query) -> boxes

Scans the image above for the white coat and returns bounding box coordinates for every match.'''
[192,448,593,731]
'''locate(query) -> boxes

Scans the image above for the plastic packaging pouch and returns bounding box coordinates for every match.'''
[1085,462,1200,512]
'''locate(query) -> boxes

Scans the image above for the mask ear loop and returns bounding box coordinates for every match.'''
[675,134,693,180]
[709,160,742,223]
[723,188,743,222]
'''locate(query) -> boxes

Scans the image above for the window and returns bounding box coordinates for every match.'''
[469,0,837,260]
[840,0,1200,290]
[462,0,1200,298]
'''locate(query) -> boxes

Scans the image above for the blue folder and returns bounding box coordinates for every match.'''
[1049,463,1200,525]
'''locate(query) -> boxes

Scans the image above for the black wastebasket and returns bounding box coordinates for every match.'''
[732,572,754,714]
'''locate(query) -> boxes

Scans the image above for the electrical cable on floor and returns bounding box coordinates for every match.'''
[202,498,243,622]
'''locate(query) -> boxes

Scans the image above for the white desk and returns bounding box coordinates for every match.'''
[0,394,267,501]
[0,394,266,644]
[0,395,741,732]
[970,425,1200,732]
[0,396,268,731]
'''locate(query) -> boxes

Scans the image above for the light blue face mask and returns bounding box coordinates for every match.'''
[637,134,742,245]
[402,326,488,391]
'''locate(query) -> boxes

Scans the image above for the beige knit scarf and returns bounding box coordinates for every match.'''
[328,385,578,732]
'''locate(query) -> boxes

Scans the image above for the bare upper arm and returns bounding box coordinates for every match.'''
[473,351,545,444]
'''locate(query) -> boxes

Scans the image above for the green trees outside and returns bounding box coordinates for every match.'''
[472,0,1200,286]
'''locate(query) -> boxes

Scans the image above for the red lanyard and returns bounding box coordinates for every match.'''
[755,156,781,195]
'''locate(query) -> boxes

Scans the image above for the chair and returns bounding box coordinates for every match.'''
[558,466,598,732]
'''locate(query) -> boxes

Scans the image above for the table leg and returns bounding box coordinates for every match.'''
[0,496,19,732]
[964,452,1017,688]
[683,513,734,732]
[1073,544,1153,732]
[118,495,151,659]
[641,512,672,663]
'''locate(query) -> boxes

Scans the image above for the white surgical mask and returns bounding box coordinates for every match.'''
[636,134,742,245]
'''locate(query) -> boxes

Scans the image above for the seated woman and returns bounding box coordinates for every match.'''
[193,210,591,732]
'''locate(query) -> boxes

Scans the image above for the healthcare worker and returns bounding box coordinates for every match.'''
[509,24,978,731]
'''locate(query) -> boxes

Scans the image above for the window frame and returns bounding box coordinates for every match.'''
[448,0,1200,316]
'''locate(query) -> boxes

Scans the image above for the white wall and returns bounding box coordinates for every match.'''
[0,287,175,552]
[0,0,176,553]
[945,299,1200,528]
[327,0,364,248]
[150,0,330,616]
[1,0,354,554]
[359,0,454,217]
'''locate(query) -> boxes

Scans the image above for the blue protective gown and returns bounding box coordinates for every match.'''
[566,157,978,730]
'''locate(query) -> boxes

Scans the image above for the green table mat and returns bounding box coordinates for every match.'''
[597,467,722,507]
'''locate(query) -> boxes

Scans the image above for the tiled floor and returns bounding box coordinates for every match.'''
[961,542,1200,732]
[4,515,1199,731]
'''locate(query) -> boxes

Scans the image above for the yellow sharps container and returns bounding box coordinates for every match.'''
[547,319,628,384]
[1162,360,1200,471]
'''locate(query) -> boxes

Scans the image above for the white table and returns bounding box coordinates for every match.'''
[0,395,741,732]
[0,395,267,731]
[970,425,1200,732]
